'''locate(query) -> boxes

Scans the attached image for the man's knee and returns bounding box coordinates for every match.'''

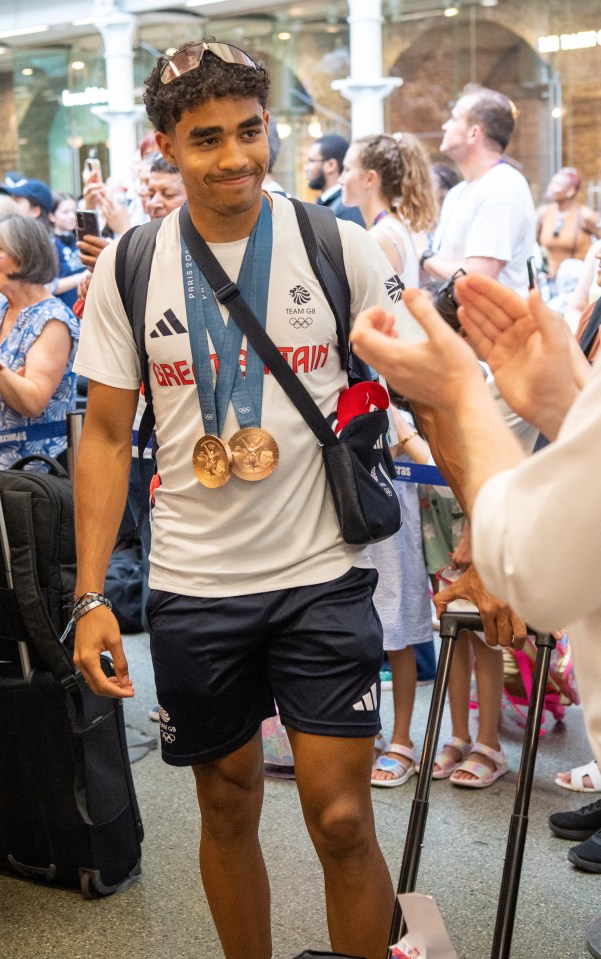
[308,795,374,860]
[193,739,264,841]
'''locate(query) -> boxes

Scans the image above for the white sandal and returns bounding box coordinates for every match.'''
[555,759,601,793]
[450,742,508,789]
[371,743,418,788]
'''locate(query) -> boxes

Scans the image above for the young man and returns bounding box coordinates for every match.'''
[72,41,517,959]
[418,84,535,297]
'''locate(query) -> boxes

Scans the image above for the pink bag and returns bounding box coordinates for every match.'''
[262,708,295,779]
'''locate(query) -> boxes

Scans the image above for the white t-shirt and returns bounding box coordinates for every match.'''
[471,356,601,765]
[75,193,425,597]
[433,162,536,296]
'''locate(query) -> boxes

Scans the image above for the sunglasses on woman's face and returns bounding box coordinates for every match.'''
[160,41,257,85]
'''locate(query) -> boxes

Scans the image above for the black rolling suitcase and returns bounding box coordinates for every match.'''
[292,610,555,959]
[0,455,143,897]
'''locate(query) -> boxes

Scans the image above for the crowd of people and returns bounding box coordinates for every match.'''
[2,37,601,959]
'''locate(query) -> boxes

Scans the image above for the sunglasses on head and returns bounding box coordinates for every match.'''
[160,41,257,85]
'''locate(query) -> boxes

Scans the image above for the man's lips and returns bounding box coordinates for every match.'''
[210,172,257,185]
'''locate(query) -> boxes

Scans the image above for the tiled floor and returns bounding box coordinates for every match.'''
[1,631,596,959]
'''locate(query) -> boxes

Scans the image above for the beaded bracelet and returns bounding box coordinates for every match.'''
[72,591,113,623]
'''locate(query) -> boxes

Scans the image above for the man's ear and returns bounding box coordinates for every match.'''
[155,131,177,167]
[322,157,338,179]
[263,109,269,132]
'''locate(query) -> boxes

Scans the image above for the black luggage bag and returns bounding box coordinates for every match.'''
[0,455,143,897]
[292,610,555,959]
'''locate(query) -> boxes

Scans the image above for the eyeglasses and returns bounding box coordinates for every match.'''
[305,157,324,166]
[160,41,257,85]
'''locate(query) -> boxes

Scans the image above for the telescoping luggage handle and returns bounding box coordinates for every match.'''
[392,610,556,959]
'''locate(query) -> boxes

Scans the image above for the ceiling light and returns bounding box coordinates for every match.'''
[551,107,563,119]
[0,25,49,39]
[444,3,460,15]
[21,68,33,76]
[277,31,291,40]
[276,121,292,139]
[71,61,85,70]
[308,119,323,139]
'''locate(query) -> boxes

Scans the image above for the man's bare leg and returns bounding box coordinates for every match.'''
[288,729,395,959]
[192,731,272,959]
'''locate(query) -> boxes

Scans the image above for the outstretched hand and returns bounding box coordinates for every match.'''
[434,564,527,649]
[455,275,583,438]
[350,289,484,411]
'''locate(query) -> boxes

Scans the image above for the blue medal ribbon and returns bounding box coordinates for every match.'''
[181,196,272,437]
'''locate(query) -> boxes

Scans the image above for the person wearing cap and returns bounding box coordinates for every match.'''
[537,167,601,295]
[0,177,53,231]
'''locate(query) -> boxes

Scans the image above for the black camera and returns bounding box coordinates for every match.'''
[432,268,467,332]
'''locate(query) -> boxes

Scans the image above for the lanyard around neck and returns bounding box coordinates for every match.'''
[180,197,272,436]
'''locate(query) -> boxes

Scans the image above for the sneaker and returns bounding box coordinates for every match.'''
[549,796,601,840]
[380,668,393,691]
[568,828,601,873]
[148,704,160,722]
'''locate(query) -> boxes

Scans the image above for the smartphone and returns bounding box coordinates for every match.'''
[83,155,102,185]
[76,210,100,242]
[527,256,538,291]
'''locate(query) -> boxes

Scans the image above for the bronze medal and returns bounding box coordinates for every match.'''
[229,427,279,482]
[192,435,233,488]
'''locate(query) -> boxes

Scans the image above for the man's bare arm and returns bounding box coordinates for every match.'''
[73,381,139,698]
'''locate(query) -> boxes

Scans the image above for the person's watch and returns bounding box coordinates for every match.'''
[420,248,435,271]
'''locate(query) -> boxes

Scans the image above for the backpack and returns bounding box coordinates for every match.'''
[0,454,76,688]
[114,199,363,460]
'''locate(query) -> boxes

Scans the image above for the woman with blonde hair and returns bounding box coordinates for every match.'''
[340,132,439,787]
[340,131,438,282]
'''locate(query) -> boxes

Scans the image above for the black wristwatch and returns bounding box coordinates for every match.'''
[420,248,435,271]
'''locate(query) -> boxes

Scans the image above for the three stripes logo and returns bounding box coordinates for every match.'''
[150,309,188,339]
[385,274,405,304]
[352,682,378,712]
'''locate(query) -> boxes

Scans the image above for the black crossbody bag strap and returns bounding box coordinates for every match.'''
[179,205,338,450]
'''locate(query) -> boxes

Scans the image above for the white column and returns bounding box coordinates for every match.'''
[332,0,402,138]
[92,0,146,185]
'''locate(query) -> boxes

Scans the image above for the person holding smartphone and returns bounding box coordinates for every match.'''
[49,192,88,308]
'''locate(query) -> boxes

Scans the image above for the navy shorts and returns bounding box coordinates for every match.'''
[146,566,383,766]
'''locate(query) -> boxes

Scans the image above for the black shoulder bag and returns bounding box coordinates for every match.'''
[179,206,401,546]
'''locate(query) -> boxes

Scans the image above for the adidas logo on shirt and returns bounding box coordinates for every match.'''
[150,309,188,339]
[352,682,378,712]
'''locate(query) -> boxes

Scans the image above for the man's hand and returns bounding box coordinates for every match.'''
[77,235,110,272]
[350,289,484,410]
[74,605,135,699]
[455,274,584,438]
[434,564,527,649]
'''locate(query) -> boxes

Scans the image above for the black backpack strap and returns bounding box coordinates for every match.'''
[3,490,77,690]
[115,220,162,515]
[289,198,351,371]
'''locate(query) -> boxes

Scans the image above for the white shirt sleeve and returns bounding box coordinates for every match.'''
[472,358,601,630]
[73,241,142,390]
[340,220,427,344]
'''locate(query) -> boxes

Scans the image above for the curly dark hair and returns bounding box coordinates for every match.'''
[144,44,270,133]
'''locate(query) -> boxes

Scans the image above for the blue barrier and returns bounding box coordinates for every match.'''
[0,421,449,486]
[393,460,448,486]
[0,421,68,446]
